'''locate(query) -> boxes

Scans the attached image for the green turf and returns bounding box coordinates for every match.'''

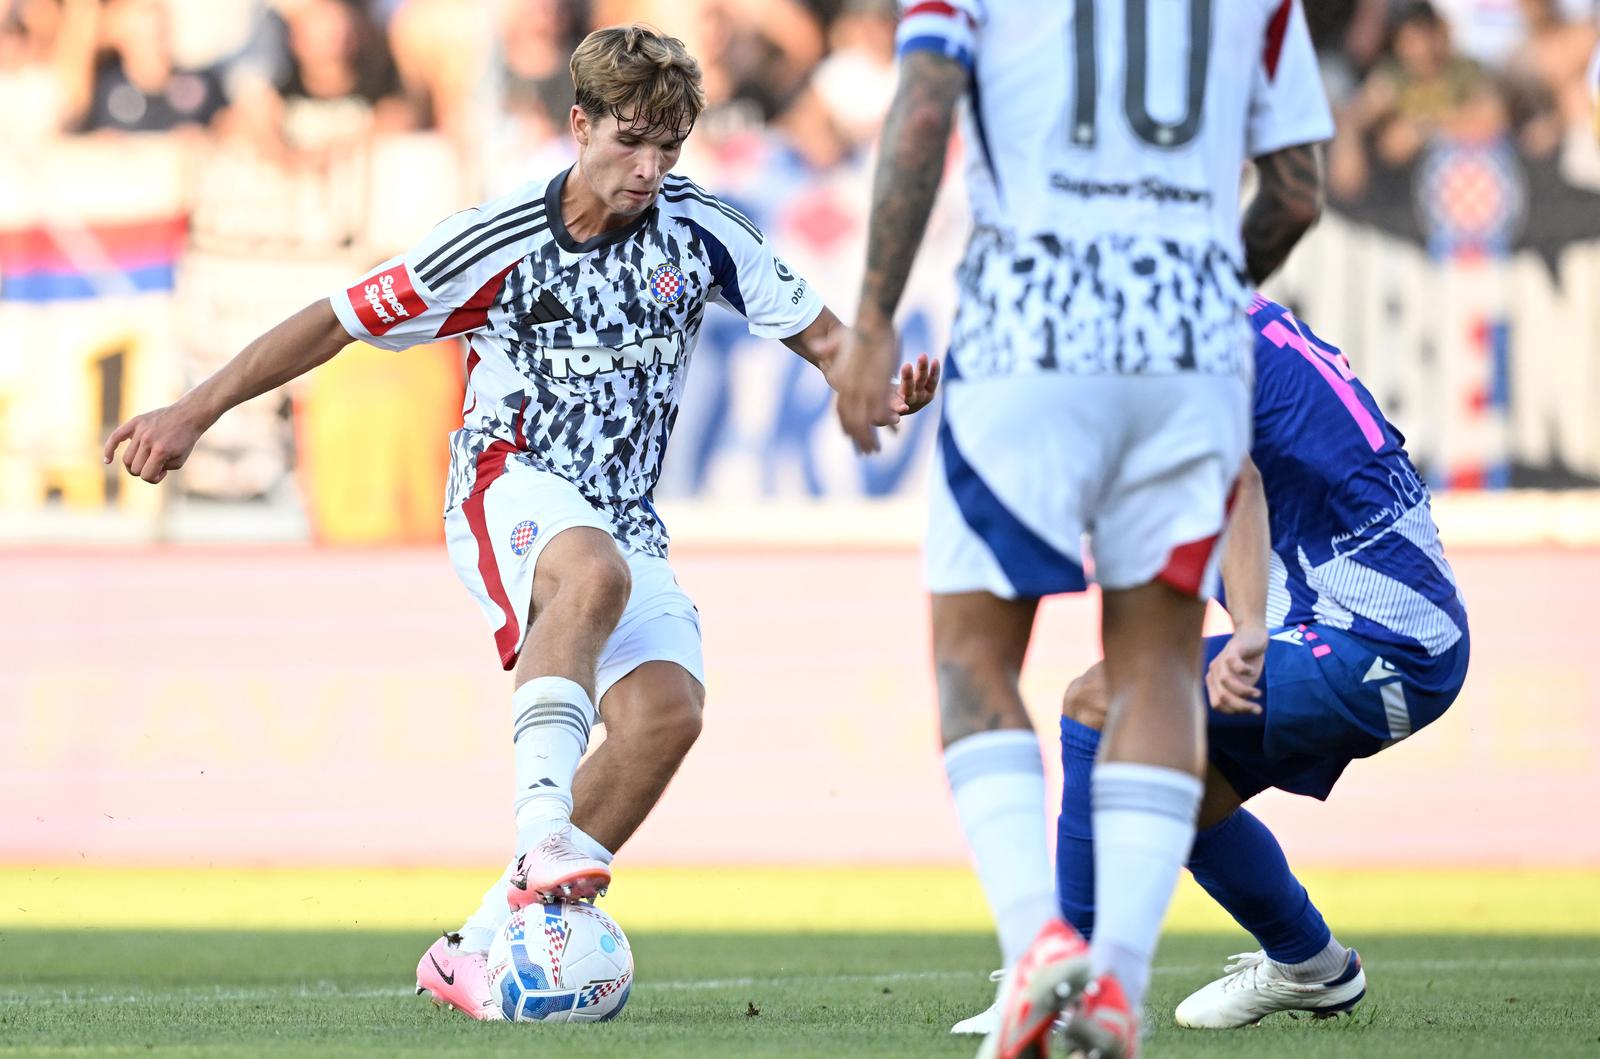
[2,929,1597,1057]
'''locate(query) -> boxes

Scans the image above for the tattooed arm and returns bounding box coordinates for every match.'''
[1242,142,1326,286]
[834,50,967,453]
[856,51,968,328]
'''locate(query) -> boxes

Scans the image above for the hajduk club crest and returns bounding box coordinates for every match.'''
[647,262,685,305]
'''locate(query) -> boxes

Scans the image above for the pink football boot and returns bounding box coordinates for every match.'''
[506,825,611,909]
[977,918,1093,1059]
[1062,974,1140,1059]
[414,933,500,1021]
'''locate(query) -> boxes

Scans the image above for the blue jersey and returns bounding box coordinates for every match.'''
[1247,296,1468,692]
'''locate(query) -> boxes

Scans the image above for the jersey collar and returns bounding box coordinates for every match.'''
[545,166,655,254]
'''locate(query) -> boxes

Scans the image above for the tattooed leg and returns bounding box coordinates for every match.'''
[934,590,1058,967]
[931,591,1040,746]
[1243,142,1326,285]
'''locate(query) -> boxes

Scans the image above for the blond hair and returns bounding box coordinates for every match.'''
[570,25,706,138]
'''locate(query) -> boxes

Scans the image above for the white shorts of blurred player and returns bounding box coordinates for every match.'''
[926,372,1251,600]
[444,456,704,701]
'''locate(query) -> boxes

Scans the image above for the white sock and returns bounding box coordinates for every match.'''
[511,676,595,839]
[1089,761,1203,1013]
[944,730,1059,967]
[1276,937,1350,982]
[456,860,515,953]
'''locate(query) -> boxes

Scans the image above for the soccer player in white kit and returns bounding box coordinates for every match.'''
[104,25,937,1020]
[833,2,1332,1056]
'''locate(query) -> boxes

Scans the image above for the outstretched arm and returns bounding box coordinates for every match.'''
[1243,142,1325,286]
[1208,457,1271,714]
[784,306,940,423]
[834,49,966,453]
[104,299,353,483]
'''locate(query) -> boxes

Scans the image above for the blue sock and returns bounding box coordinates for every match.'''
[1187,809,1331,964]
[1056,716,1099,938]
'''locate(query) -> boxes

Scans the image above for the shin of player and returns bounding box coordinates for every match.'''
[504,527,630,905]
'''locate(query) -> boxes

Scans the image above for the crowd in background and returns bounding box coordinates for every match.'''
[0,0,1594,225]
[1319,0,1600,201]
[0,0,1594,230]
[1,0,1598,534]
[0,0,903,210]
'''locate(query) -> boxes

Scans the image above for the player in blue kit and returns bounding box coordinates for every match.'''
[1048,294,1470,1029]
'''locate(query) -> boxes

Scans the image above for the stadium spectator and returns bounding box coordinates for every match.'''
[1503,0,1600,156]
[386,0,492,139]
[1330,1,1505,198]
[695,0,823,121]
[1303,0,1390,103]
[0,0,68,140]
[808,0,896,149]
[58,0,229,134]
[273,0,414,147]
[494,0,588,130]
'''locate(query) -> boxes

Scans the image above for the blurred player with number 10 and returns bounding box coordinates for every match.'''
[833,1,1334,1055]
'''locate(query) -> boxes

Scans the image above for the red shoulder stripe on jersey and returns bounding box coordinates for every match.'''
[462,348,481,415]
[437,262,517,339]
[463,440,523,670]
[903,1,976,29]
[1263,0,1293,81]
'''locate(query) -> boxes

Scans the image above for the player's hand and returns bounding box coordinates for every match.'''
[889,353,940,418]
[833,319,902,454]
[1207,624,1268,715]
[103,402,211,484]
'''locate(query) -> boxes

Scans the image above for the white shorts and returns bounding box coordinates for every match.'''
[444,455,703,703]
[926,371,1250,600]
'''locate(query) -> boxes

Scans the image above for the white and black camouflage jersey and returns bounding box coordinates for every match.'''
[897,0,1333,379]
[331,168,822,556]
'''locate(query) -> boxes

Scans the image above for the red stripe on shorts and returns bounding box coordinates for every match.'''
[1157,474,1240,596]
[463,440,523,669]
[1156,532,1221,597]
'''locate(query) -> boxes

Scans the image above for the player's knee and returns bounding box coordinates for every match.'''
[657,695,703,757]
[1062,668,1108,731]
[569,550,632,628]
[622,694,702,761]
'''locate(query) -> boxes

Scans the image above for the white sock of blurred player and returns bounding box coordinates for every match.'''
[944,730,1057,967]
[1089,761,1203,1011]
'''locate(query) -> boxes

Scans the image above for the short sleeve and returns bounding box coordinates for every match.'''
[331,200,533,351]
[1247,0,1336,158]
[895,0,984,73]
[678,201,823,341]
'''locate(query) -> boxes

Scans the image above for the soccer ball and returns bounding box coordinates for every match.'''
[487,902,634,1023]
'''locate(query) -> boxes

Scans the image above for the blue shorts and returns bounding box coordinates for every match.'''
[1205,625,1469,801]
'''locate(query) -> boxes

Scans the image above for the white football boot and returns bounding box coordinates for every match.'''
[1174,949,1366,1029]
[950,970,1005,1035]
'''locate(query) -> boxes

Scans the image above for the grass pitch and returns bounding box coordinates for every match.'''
[2,869,1597,1057]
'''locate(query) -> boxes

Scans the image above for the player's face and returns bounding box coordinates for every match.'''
[573,110,689,217]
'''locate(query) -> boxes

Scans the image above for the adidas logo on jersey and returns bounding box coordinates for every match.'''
[539,334,686,380]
